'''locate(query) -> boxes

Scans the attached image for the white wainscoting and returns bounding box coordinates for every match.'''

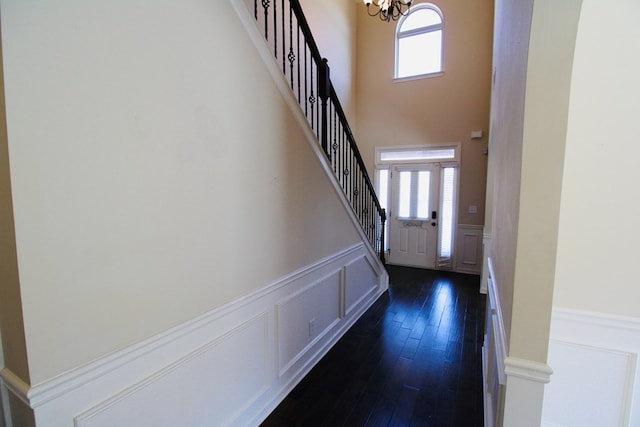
[483,257,554,427]
[482,257,507,427]
[0,243,387,427]
[276,269,342,377]
[344,256,379,316]
[456,224,483,275]
[0,376,8,427]
[542,308,640,427]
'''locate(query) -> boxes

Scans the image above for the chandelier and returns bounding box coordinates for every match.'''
[364,0,412,22]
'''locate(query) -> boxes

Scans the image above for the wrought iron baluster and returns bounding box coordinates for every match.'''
[353,161,357,210]
[262,0,269,40]
[273,0,277,57]
[304,45,308,117]
[282,0,285,71]
[297,26,301,103]
[309,62,315,131]
[288,2,295,89]
[332,105,338,172]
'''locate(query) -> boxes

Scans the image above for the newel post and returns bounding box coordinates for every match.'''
[319,58,330,157]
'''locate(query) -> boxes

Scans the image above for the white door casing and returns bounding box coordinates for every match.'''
[388,164,440,268]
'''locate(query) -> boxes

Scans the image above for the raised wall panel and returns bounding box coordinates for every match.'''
[542,309,640,427]
[276,270,341,376]
[344,256,378,316]
[456,224,483,274]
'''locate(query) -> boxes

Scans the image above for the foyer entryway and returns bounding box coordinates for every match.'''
[261,265,486,426]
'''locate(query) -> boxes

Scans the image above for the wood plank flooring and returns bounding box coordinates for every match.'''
[261,265,486,427]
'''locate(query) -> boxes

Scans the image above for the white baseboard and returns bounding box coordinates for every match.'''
[542,308,640,427]
[0,243,387,427]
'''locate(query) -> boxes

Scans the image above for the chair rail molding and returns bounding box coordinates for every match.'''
[504,357,553,383]
[0,243,387,426]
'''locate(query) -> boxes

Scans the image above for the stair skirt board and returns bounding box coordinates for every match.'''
[0,243,387,427]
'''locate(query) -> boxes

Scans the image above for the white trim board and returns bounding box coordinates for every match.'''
[0,376,11,427]
[487,256,507,386]
[542,307,640,427]
[2,243,365,409]
[504,357,552,383]
[483,256,555,427]
[0,243,387,426]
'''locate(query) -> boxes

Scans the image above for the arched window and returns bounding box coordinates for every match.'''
[395,3,444,79]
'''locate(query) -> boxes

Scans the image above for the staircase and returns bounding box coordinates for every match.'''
[245,0,386,263]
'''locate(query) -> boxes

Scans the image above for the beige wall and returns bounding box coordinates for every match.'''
[553,0,640,318]
[489,0,581,361]
[509,0,582,361]
[0,40,30,384]
[301,0,358,124]
[0,0,362,385]
[487,0,532,346]
[355,0,493,226]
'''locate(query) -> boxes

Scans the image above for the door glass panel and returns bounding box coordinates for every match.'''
[417,171,430,219]
[398,171,411,218]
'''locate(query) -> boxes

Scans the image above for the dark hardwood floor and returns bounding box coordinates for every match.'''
[261,265,486,427]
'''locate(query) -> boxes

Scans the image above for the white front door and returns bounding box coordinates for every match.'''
[388,164,440,269]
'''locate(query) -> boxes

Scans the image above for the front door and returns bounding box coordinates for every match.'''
[388,164,440,269]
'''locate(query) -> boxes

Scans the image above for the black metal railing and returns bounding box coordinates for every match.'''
[251,0,386,263]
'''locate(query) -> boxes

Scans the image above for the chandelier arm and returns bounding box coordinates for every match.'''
[365,5,382,18]
[365,0,412,22]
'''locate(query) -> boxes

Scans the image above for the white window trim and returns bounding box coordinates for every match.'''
[394,3,445,81]
[376,143,461,165]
